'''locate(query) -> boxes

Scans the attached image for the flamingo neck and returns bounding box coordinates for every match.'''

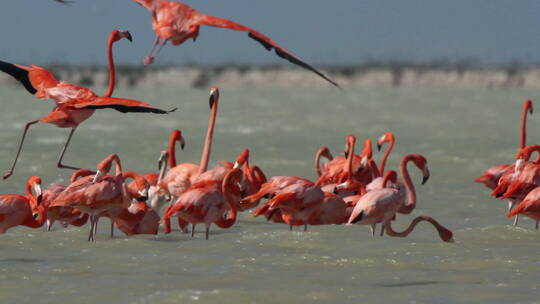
[400,155,417,212]
[380,140,394,176]
[384,215,453,242]
[104,35,116,97]
[346,139,355,182]
[71,169,94,182]
[219,170,240,228]
[168,132,179,168]
[198,101,218,174]
[368,159,381,178]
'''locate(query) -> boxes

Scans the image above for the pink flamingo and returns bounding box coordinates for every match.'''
[42,169,94,231]
[0,176,47,233]
[163,168,242,239]
[0,30,174,179]
[50,154,131,241]
[132,0,339,87]
[475,99,533,190]
[347,171,453,242]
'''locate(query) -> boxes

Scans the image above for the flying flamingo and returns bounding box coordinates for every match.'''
[50,154,131,241]
[475,99,533,190]
[132,0,339,87]
[163,168,242,239]
[0,176,47,233]
[0,30,175,179]
[42,169,94,231]
[347,171,453,242]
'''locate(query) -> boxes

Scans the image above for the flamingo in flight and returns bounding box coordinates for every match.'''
[0,176,47,233]
[0,30,175,179]
[132,0,339,87]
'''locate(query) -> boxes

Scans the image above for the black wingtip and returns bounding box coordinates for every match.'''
[0,60,37,95]
[168,107,178,113]
[351,211,364,224]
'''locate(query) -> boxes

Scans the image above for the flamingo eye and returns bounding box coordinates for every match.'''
[33,213,39,219]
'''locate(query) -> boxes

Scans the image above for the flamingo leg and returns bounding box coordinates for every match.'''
[536,221,539,230]
[191,223,195,238]
[57,127,81,171]
[513,215,519,226]
[110,220,114,239]
[3,120,39,179]
[88,216,96,242]
[144,36,168,64]
[380,224,385,237]
[370,224,376,237]
[205,225,210,240]
[289,225,293,231]
[304,224,308,231]
[47,219,53,232]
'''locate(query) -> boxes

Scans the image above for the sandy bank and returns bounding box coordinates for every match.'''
[1,65,540,89]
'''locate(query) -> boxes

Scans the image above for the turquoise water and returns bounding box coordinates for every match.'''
[0,86,540,303]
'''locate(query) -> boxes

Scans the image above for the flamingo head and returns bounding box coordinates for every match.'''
[170,129,185,151]
[524,99,533,116]
[110,30,133,43]
[233,149,250,169]
[377,132,394,151]
[343,134,356,158]
[27,176,43,205]
[209,88,220,109]
[409,154,430,185]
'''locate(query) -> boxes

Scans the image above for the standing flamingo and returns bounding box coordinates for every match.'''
[0,30,175,179]
[42,169,94,231]
[0,176,47,233]
[475,99,533,190]
[347,171,453,242]
[50,154,131,241]
[132,0,338,87]
[154,88,219,205]
[163,168,242,239]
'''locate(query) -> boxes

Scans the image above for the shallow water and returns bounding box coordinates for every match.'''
[1,86,540,303]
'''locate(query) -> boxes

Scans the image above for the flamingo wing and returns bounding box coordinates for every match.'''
[196,15,339,87]
[0,60,37,95]
[72,96,176,114]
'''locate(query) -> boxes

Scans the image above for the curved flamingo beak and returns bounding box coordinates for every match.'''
[92,170,105,183]
[121,30,133,42]
[422,167,430,185]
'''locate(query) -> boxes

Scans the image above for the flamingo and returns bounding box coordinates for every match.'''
[316,136,373,189]
[163,168,242,240]
[153,88,219,206]
[0,176,47,233]
[42,169,94,231]
[49,154,131,241]
[132,0,339,87]
[475,99,533,190]
[113,171,160,236]
[507,186,540,224]
[0,30,175,179]
[347,171,453,242]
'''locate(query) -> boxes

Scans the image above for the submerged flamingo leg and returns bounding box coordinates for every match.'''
[3,120,39,179]
[57,127,80,171]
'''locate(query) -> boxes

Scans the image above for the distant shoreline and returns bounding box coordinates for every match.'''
[2,65,540,89]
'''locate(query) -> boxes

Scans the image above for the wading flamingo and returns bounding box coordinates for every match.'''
[347,171,453,242]
[163,168,242,239]
[50,154,131,241]
[42,169,94,231]
[475,99,532,190]
[507,186,540,225]
[0,176,46,233]
[0,30,175,179]
[153,89,219,206]
[132,0,339,87]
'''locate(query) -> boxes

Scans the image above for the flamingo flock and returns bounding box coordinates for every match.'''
[475,100,540,228]
[0,0,460,243]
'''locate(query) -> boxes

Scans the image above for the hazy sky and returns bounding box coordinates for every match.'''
[1,1,539,66]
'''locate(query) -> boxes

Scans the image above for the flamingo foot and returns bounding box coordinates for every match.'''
[143,56,154,65]
[3,170,13,180]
